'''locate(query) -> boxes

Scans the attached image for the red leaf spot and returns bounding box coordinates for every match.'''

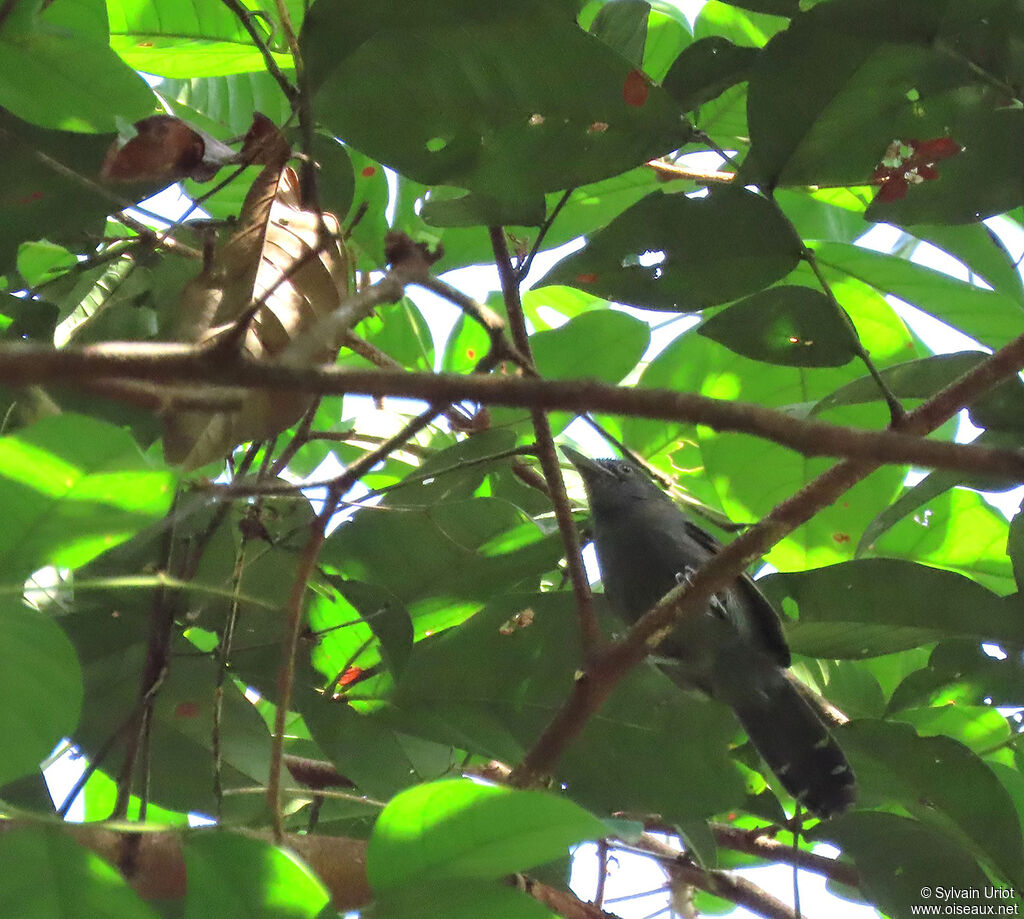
[138,41,154,47]
[915,137,961,160]
[832,532,851,544]
[361,165,376,178]
[575,272,598,284]
[338,667,364,687]
[466,348,476,359]
[175,701,201,718]
[16,190,45,205]
[623,70,649,107]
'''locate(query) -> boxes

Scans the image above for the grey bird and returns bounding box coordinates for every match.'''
[563,446,856,819]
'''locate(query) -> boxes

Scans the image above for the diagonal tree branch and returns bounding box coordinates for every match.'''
[510,328,1024,785]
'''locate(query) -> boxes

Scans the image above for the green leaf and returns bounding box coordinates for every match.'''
[662,37,757,111]
[890,704,1011,756]
[108,0,300,78]
[871,488,1014,595]
[838,719,1024,887]
[889,641,1024,714]
[338,579,414,679]
[762,559,1021,658]
[539,187,802,311]
[590,0,650,68]
[534,308,650,380]
[420,191,546,229]
[0,3,155,132]
[694,0,789,47]
[300,699,421,800]
[810,242,1024,348]
[818,811,1002,918]
[0,600,82,785]
[311,133,355,221]
[906,222,1024,303]
[0,828,159,918]
[698,286,859,367]
[384,593,748,821]
[722,0,797,13]
[16,240,77,288]
[367,779,607,888]
[303,1,689,200]
[159,72,293,134]
[0,110,121,273]
[743,0,946,186]
[0,415,176,582]
[320,496,563,635]
[183,833,330,919]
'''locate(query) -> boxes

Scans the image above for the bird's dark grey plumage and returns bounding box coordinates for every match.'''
[564,446,855,819]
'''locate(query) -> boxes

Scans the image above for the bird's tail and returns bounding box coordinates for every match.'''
[716,664,856,819]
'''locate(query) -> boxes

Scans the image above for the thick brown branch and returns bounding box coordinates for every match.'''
[5,344,1022,480]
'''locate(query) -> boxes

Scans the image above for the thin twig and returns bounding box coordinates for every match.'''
[490,226,600,658]
[629,835,797,919]
[516,188,574,282]
[268,396,323,476]
[799,240,905,424]
[219,0,298,105]
[268,481,342,841]
[273,0,318,209]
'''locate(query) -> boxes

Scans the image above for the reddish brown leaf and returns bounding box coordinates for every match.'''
[100,115,205,183]
[239,112,292,166]
[101,114,243,184]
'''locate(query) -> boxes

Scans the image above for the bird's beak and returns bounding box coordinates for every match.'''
[561,445,612,482]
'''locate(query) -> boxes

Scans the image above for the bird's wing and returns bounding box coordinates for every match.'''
[681,519,791,669]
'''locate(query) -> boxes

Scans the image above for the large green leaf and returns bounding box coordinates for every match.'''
[0,828,159,919]
[697,285,859,367]
[108,0,301,78]
[0,0,155,132]
[159,72,293,134]
[302,1,689,201]
[872,488,1014,595]
[0,109,119,272]
[183,833,330,919]
[819,812,1003,919]
[539,187,802,311]
[763,559,1020,658]
[379,593,749,822]
[0,415,176,583]
[367,779,606,887]
[811,242,1024,348]
[0,600,82,786]
[837,719,1024,887]
[662,36,757,111]
[320,496,563,635]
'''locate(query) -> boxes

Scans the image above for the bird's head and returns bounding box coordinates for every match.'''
[562,446,669,516]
